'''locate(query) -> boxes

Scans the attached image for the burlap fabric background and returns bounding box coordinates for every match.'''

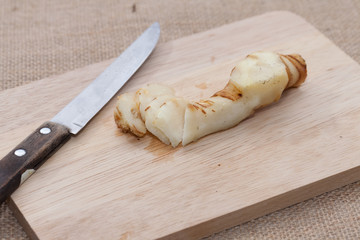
[1,0,359,239]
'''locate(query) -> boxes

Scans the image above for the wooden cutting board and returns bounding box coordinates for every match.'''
[1,11,360,239]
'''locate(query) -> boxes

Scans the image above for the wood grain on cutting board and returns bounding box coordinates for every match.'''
[1,11,360,239]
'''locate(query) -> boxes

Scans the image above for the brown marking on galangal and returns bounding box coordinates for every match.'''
[160,102,166,108]
[135,89,142,96]
[212,82,242,101]
[114,108,131,133]
[280,55,293,89]
[114,107,122,122]
[187,104,196,112]
[191,100,215,115]
[191,104,205,114]
[247,54,258,59]
[113,109,125,136]
[145,106,151,111]
[195,82,208,89]
[114,108,126,128]
[211,56,215,63]
[131,108,140,118]
[188,103,205,114]
[195,99,214,108]
[283,54,307,88]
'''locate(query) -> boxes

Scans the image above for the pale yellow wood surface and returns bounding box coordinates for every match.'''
[1,11,360,239]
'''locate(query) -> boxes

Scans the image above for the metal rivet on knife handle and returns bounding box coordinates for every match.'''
[40,127,51,135]
[14,149,26,157]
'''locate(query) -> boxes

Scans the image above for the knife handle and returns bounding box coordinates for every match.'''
[0,122,70,203]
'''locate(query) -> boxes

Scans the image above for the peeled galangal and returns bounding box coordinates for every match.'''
[114,51,307,147]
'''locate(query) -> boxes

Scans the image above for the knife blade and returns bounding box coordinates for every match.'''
[0,22,160,203]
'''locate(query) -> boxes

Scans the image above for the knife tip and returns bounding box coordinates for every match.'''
[151,22,160,30]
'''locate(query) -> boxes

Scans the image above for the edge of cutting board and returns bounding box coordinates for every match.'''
[159,167,360,239]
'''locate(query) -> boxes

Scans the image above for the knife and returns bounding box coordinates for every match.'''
[0,22,160,204]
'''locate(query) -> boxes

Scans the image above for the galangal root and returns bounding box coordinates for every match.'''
[114,51,307,147]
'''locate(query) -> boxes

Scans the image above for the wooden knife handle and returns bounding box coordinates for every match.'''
[0,122,71,203]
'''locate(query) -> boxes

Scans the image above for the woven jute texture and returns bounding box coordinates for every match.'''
[1,0,360,239]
